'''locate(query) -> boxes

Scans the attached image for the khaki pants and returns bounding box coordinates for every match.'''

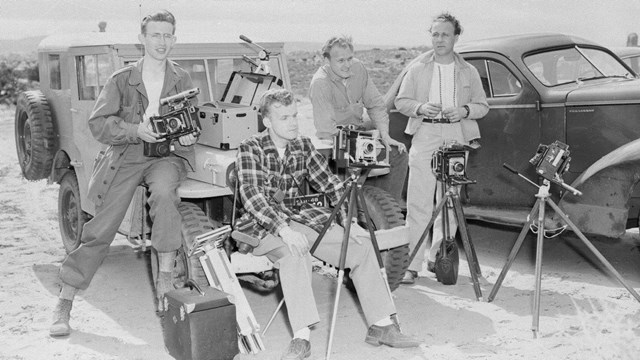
[60,145,186,290]
[255,221,396,333]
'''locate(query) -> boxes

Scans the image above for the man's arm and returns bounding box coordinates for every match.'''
[466,66,490,119]
[88,76,141,145]
[394,65,424,118]
[309,79,340,139]
[236,140,290,236]
[361,70,406,151]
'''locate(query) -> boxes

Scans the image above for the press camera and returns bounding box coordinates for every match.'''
[145,88,202,157]
[431,142,470,183]
[332,126,389,168]
[529,140,571,181]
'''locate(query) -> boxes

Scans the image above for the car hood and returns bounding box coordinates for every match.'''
[565,78,640,104]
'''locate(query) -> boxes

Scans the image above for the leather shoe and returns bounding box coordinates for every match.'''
[427,261,436,273]
[365,324,421,348]
[281,338,311,360]
[400,270,417,284]
[50,298,73,337]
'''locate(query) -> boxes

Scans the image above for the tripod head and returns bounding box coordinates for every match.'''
[502,163,582,196]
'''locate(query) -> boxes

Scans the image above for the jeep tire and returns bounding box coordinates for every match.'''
[175,202,211,287]
[358,185,410,292]
[58,171,90,254]
[15,91,56,181]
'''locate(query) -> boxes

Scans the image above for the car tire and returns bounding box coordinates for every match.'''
[15,90,56,181]
[355,185,410,292]
[58,171,90,254]
[175,202,212,287]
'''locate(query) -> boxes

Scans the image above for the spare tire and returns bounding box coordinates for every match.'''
[15,91,56,180]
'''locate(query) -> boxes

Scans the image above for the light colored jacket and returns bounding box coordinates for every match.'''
[394,50,489,135]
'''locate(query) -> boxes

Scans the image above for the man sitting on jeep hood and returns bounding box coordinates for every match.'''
[50,9,197,337]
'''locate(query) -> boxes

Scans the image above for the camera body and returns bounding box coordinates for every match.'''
[145,88,202,157]
[432,142,468,182]
[332,126,388,168]
[529,140,571,181]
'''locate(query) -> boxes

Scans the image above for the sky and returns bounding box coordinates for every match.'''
[1,0,640,48]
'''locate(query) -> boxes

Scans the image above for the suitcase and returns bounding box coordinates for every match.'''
[162,280,239,360]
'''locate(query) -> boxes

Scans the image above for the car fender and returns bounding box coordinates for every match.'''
[556,138,640,238]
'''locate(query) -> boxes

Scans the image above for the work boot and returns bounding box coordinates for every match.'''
[281,338,311,360]
[427,260,436,273]
[400,270,418,284]
[156,271,175,313]
[365,324,421,348]
[50,298,73,337]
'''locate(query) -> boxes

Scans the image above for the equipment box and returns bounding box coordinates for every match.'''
[198,104,258,150]
[162,283,238,360]
[197,71,280,150]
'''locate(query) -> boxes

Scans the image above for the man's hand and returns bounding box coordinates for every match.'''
[177,133,197,146]
[137,116,161,143]
[382,134,407,153]
[442,107,464,123]
[279,226,310,257]
[418,102,442,118]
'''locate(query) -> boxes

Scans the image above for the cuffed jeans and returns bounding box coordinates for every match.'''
[60,145,187,290]
[255,221,396,333]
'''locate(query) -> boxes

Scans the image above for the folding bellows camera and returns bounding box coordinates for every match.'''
[332,126,389,168]
[529,140,571,181]
[145,88,202,157]
[431,142,468,183]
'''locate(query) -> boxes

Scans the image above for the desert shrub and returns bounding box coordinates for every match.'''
[0,53,39,105]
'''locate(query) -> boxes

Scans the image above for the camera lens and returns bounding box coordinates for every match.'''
[452,161,465,173]
[363,142,375,155]
[168,118,179,130]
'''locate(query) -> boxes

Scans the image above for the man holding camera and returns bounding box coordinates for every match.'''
[50,10,198,337]
[236,89,420,360]
[309,36,408,206]
[395,13,489,284]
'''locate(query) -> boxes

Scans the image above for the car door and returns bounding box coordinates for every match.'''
[69,46,115,213]
[463,54,542,207]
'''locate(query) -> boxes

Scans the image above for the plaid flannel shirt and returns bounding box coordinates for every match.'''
[236,131,345,239]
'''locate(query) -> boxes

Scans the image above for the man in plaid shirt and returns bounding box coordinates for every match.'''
[236,89,420,360]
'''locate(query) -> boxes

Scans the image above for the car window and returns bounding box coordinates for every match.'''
[524,46,630,86]
[622,55,640,74]
[76,54,112,100]
[467,59,490,97]
[467,59,520,98]
[173,59,211,104]
[48,54,61,90]
[488,61,522,97]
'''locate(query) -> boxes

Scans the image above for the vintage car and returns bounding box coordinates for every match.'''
[14,32,409,291]
[387,33,640,238]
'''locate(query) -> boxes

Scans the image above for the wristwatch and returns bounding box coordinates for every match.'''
[463,105,470,119]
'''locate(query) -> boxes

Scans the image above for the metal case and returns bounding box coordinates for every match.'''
[162,284,238,360]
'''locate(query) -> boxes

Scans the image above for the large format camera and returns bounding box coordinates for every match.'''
[529,140,571,181]
[145,88,202,157]
[332,125,389,169]
[431,142,469,183]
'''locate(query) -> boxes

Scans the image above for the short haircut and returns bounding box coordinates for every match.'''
[431,12,463,36]
[140,10,176,34]
[259,89,295,119]
[321,36,354,59]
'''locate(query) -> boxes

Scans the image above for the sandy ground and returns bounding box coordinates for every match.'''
[1,101,640,360]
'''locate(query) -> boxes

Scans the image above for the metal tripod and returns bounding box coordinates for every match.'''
[407,177,483,300]
[487,172,640,338]
[309,166,396,360]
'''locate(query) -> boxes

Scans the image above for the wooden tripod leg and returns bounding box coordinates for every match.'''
[325,182,357,360]
[532,198,546,338]
[407,196,449,266]
[487,199,541,303]
[546,199,640,303]
[451,193,483,301]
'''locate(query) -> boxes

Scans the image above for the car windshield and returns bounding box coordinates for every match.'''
[524,46,631,86]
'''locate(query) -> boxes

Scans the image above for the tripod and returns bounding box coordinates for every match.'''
[488,165,640,338]
[309,165,396,360]
[407,176,484,301]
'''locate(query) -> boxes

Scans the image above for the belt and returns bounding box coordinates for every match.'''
[422,117,451,124]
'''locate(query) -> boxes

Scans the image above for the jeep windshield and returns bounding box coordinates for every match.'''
[523,46,632,87]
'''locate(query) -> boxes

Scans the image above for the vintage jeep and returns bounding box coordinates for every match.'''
[14,32,409,291]
[386,33,640,238]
